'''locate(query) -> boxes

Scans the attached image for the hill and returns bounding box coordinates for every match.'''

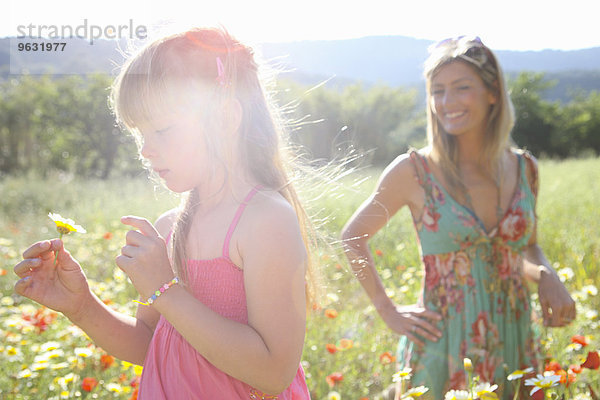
[2,35,600,101]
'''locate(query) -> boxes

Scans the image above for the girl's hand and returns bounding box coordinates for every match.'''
[14,239,91,319]
[116,216,174,300]
[538,268,576,327]
[378,303,443,348]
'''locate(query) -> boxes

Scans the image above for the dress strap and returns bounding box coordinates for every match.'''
[407,148,430,188]
[520,150,539,199]
[222,186,262,260]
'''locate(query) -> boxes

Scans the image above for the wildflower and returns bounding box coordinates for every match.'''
[326,372,344,387]
[392,367,412,382]
[338,338,353,350]
[380,351,396,365]
[133,364,143,376]
[507,367,534,380]
[473,382,499,399]
[571,335,589,347]
[16,368,32,379]
[375,249,383,257]
[324,308,338,319]
[106,383,123,393]
[0,269,6,276]
[524,373,561,396]
[401,386,429,398]
[444,390,470,400]
[74,347,93,358]
[81,377,98,392]
[463,357,473,372]
[581,350,599,370]
[544,360,562,372]
[48,213,86,235]
[100,354,116,369]
[48,212,86,264]
[41,341,62,352]
[555,369,576,386]
[51,362,70,370]
[103,232,114,240]
[569,364,583,374]
[326,343,338,354]
[328,391,341,400]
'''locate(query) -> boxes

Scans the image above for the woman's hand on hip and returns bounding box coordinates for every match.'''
[378,303,443,348]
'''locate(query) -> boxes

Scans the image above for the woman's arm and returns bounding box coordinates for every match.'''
[521,153,576,326]
[341,154,442,347]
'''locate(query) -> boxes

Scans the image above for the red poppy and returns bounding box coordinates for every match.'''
[129,387,139,400]
[326,343,338,354]
[581,351,600,370]
[326,372,343,387]
[324,308,338,319]
[375,249,383,257]
[100,354,115,369]
[103,232,114,240]
[544,360,562,372]
[81,377,98,392]
[0,269,7,276]
[556,369,576,386]
[569,364,583,374]
[379,351,396,365]
[571,335,589,347]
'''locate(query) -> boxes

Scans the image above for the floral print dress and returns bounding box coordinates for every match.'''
[397,150,539,399]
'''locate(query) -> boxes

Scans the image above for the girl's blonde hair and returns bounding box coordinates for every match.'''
[424,36,515,198]
[110,27,319,307]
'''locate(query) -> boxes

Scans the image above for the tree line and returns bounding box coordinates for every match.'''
[0,72,598,178]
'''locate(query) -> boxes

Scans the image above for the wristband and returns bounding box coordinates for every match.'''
[134,277,179,306]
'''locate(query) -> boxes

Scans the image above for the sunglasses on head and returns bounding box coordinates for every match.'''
[432,35,496,74]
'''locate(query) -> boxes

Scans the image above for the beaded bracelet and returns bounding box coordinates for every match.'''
[133,277,179,306]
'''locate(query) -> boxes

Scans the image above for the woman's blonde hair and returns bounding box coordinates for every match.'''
[424,36,515,198]
[110,27,319,307]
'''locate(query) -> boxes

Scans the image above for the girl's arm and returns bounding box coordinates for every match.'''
[13,211,175,365]
[520,153,576,326]
[341,154,442,347]
[119,199,307,395]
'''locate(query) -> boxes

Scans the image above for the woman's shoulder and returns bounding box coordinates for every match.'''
[510,147,539,195]
[379,147,430,187]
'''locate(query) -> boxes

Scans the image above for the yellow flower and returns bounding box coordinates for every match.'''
[134,364,144,376]
[524,373,561,395]
[473,382,499,400]
[327,391,341,400]
[507,367,534,381]
[74,347,93,358]
[444,390,471,400]
[105,383,122,393]
[463,357,473,372]
[49,213,86,235]
[393,367,413,382]
[401,386,429,398]
[16,368,32,379]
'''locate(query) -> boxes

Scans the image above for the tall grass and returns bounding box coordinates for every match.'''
[0,157,598,399]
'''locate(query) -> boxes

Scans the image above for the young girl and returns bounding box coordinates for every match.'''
[13,27,314,399]
[341,36,575,399]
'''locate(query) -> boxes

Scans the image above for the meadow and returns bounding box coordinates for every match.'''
[0,157,598,399]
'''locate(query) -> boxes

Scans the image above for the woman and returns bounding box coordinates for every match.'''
[341,36,575,399]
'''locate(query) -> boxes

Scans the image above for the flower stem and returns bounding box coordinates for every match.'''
[54,233,63,265]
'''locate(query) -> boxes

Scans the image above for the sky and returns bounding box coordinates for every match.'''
[3,0,600,51]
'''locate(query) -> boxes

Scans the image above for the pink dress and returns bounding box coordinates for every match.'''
[138,187,311,399]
